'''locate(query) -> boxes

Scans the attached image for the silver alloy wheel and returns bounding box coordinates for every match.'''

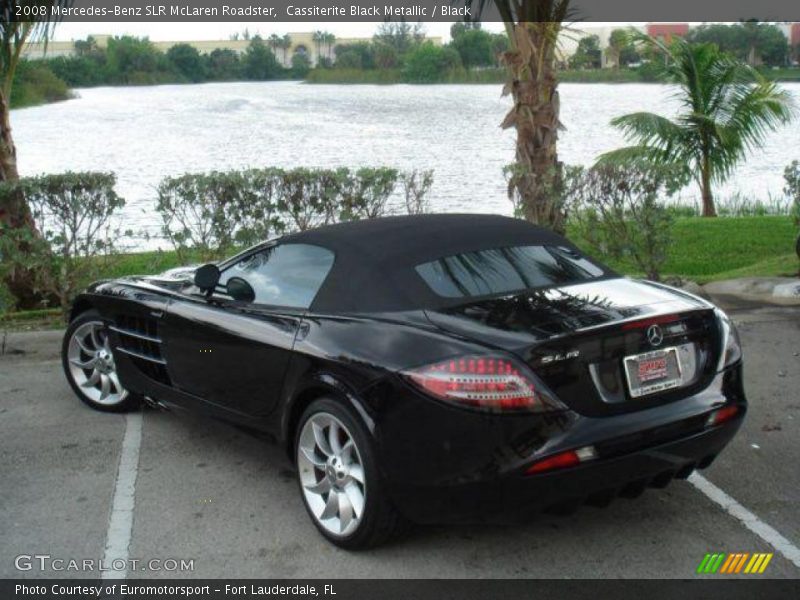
[297,412,366,537]
[66,320,128,406]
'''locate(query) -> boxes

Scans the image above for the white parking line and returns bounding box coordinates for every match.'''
[689,472,800,569]
[101,412,143,580]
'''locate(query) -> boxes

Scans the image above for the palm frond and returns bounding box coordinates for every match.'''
[597,146,665,165]
[1,1,73,93]
[609,112,690,163]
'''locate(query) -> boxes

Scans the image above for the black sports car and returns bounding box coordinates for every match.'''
[62,214,746,549]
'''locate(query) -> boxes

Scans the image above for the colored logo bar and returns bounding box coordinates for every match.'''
[697,553,773,574]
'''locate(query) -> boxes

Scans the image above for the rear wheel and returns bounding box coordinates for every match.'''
[295,397,406,549]
[62,309,141,412]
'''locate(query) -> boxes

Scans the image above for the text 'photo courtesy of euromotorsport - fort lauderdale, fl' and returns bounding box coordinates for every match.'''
[1,0,800,599]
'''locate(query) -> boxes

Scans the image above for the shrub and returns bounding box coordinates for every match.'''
[291,53,312,78]
[10,60,71,109]
[401,169,434,215]
[785,160,800,226]
[0,172,125,313]
[237,168,287,245]
[277,168,343,231]
[403,43,462,83]
[154,167,431,261]
[157,170,287,262]
[339,167,399,220]
[566,163,676,281]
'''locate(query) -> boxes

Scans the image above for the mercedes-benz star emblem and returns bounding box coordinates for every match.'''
[647,324,664,347]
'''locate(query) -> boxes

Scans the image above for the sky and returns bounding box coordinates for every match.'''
[52,21,507,43]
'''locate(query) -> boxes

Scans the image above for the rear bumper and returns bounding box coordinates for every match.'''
[389,415,742,524]
[373,364,746,524]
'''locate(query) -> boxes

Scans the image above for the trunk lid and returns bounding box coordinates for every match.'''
[424,278,722,416]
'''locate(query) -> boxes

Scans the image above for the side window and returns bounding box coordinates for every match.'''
[218,243,334,309]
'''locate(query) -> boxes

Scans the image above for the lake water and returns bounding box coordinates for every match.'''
[11,80,800,249]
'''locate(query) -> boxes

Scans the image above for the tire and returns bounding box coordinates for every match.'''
[62,309,142,413]
[295,396,406,549]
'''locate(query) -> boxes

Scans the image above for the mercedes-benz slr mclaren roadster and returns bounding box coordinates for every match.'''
[62,214,746,548]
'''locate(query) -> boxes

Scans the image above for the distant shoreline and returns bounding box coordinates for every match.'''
[305,66,800,85]
[11,66,800,111]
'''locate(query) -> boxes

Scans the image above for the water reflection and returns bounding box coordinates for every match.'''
[12,81,800,249]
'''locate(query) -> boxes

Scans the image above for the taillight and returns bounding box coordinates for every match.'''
[525,446,597,475]
[402,355,565,413]
[706,405,740,427]
[716,309,742,369]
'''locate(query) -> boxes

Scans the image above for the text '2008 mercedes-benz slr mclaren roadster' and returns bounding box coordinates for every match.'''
[62,214,746,548]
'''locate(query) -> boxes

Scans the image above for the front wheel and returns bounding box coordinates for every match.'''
[295,397,406,549]
[62,309,141,413]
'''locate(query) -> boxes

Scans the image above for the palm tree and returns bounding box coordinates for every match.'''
[279,34,292,67]
[605,29,629,70]
[599,36,795,217]
[471,1,574,233]
[1,1,72,307]
[267,34,281,55]
[324,33,336,62]
[312,31,324,67]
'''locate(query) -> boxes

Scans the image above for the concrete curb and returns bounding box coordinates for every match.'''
[703,277,800,307]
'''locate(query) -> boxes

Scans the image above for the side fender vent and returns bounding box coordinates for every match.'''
[111,315,171,386]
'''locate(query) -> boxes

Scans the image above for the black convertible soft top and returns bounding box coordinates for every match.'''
[280,214,592,313]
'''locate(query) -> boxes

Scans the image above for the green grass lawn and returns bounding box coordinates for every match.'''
[664,216,798,281]
[569,215,798,283]
[70,215,800,285]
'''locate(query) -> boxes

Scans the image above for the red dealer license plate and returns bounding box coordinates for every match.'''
[623,348,683,398]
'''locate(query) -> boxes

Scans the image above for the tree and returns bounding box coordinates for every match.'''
[291,52,311,78]
[373,21,425,57]
[606,29,639,69]
[471,0,574,233]
[166,43,207,83]
[279,34,292,66]
[688,22,789,67]
[373,44,399,69]
[324,33,336,61]
[205,48,241,81]
[570,35,601,69]
[489,33,509,67]
[312,31,324,66]
[599,36,795,217]
[105,36,167,84]
[243,36,281,80]
[335,42,374,69]
[450,25,495,69]
[1,1,72,307]
[73,35,98,57]
[267,34,281,55]
[747,22,790,67]
[687,24,742,57]
[404,43,462,83]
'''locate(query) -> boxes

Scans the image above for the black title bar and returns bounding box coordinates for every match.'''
[7,0,800,22]
[3,579,800,600]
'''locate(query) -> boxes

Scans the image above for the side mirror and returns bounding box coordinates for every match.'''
[226,277,255,303]
[193,263,220,295]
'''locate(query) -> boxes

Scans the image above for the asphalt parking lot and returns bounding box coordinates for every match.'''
[1,302,799,579]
